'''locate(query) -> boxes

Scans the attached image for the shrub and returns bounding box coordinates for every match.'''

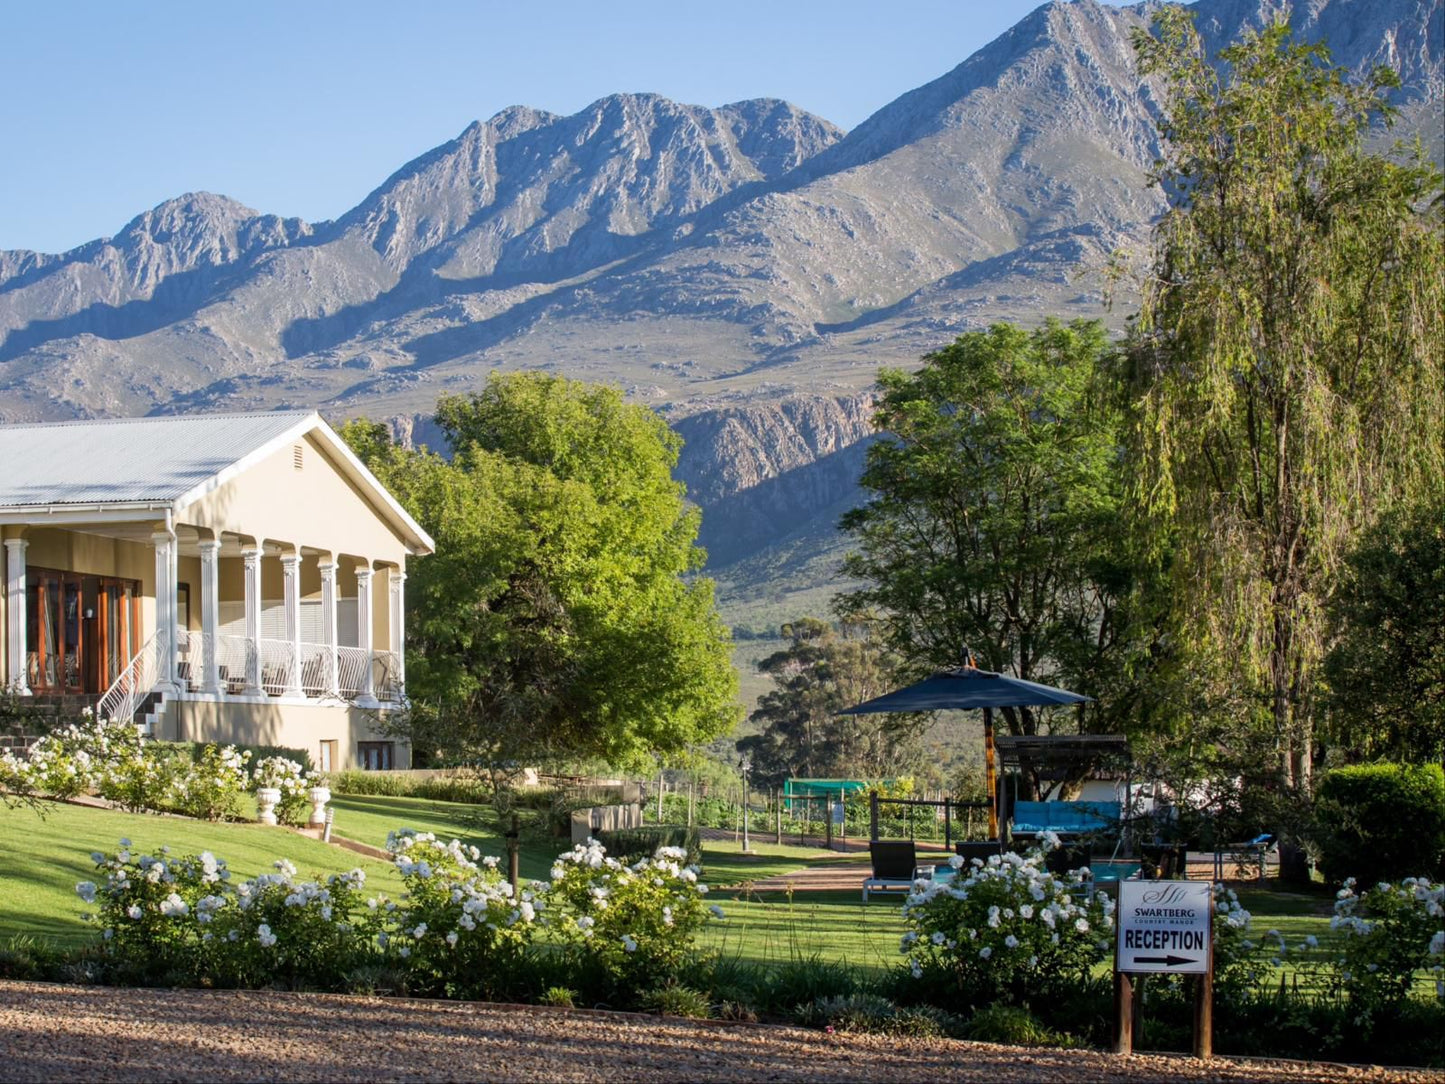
[78,840,375,989]
[641,983,712,1019]
[899,839,1115,1009]
[962,1004,1083,1048]
[169,745,251,821]
[326,770,492,804]
[1330,876,1445,1018]
[379,829,541,1001]
[595,825,701,866]
[794,993,964,1038]
[546,838,720,1001]
[1315,763,1445,886]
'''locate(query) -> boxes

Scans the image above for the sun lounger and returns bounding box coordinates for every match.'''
[863,840,933,901]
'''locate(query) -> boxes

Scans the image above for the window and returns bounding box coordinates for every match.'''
[318,740,338,773]
[358,742,394,771]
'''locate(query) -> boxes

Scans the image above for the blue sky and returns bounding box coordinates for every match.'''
[1,1,1127,254]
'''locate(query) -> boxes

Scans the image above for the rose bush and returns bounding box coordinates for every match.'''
[377,829,542,1000]
[546,838,720,999]
[899,841,1114,1008]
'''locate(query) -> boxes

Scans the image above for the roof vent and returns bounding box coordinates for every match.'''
[293,444,304,470]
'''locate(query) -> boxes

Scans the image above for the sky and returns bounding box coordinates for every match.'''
[0,1,1128,255]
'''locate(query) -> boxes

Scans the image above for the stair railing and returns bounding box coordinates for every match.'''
[96,629,166,723]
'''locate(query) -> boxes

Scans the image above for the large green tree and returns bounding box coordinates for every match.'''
[343,374,738,776]
[1122,10,1445,789]
[837,320,1135,755]
[738,617,927,788]
[1323,497,1445,765]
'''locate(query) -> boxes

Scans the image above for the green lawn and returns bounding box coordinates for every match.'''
[703,889,908,974]
[0,800,402,947]
[698,839,868,887]
[0,797,1352,988]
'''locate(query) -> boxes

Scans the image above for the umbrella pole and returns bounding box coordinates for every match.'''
[985,707,998,839]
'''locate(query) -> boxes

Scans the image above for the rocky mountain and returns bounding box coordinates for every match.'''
[0,0,1439,627]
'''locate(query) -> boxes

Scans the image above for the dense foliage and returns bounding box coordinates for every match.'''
[1121,10,1445,791]
[1324,497,1445,764]
[1314,763,1445,886]
[739,618,927,788]
[343,374,738,777]
[838,320,1134,748]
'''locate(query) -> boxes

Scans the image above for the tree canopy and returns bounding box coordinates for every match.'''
[837,320,1136,748]
[343,374,738,775]
[1324,497,1445,765]
[1121,10,1445,789]
[738,618,928,788]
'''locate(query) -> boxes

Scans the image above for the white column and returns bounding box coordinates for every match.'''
[388,568,406,693]
[198,540,221,694]
[355,565,377,706]
[4,538,30,695]
[151,530,177,691]
[242,545,263,694]
[319,560,339,698]
[280,553,303,696]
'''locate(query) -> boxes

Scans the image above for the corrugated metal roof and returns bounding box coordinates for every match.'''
[0,411,314,507]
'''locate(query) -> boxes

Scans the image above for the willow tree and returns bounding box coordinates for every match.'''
[1123,10,1445,789]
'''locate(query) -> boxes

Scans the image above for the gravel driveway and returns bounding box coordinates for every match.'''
[1,981,1439,1083]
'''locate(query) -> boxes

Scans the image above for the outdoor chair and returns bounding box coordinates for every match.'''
[954,840,1003,867]
[1141,843,1189,879]
[863,840,932,901]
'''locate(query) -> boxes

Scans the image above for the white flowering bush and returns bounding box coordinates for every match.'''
[900,843,1114,1006]
[377,829,541,1000]
[547,839,720,998]
[251,755,316,826]
[79,838,234,982]
[78,839,374,987]
[169,745,251,821]
[213,858,373,987]
[1329,876,1445,1013]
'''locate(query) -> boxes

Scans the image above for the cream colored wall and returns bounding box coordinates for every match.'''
[165,699,410,770]
[182,433,412,568]
[22,528,153,587]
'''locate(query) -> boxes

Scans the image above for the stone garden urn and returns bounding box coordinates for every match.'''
[256,787,282,826]
[308,786,332,829]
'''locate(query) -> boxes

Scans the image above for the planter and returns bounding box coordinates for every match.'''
[256,787,282,826]
[308,786,332,829]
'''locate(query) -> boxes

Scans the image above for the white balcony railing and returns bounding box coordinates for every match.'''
[172,630,400,705]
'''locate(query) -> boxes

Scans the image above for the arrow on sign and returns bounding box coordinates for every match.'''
[1133,954,1198,967]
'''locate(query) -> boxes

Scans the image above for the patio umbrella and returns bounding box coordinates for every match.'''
[838,662,1090,838]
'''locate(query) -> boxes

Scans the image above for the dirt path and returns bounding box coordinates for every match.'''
[1,981,1437,1083]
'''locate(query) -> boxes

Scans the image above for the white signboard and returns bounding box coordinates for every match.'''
[1116,880,1212,975]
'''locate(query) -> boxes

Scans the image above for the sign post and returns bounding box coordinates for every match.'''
[1114,880,1213,1059]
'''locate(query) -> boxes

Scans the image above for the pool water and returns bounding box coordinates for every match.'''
[931,859,1144,884]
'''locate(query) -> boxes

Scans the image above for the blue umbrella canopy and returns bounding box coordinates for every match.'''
[837,666,1090,714]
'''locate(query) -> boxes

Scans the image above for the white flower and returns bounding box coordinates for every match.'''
[126,904,143,921]
[1004,934,1020,949]
[1019,905,1034,920]
[931,931,946,945]
[1074,918,1090,933]
[709,905,725,920]
[75,881,97,903]
[1429,931,1444,957]
[910,961,923,979]
[621,935,638,953]
[257,924,277,948]
[159,893,188,917]
[446,931,459,948]
[979,946,993,959]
